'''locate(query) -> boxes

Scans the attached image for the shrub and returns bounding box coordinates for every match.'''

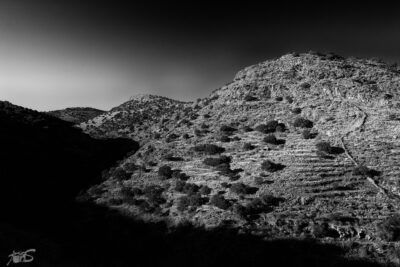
[203,114,211,119]
[377,214,400,241]
[210,194,230,210]
[293,118,313,128]
[182,133,190,139]
[172,170,190,181]
[203,155,232,167]
[291,108,302,114]
[260,193,282,206]
[220,125,237,133]
[316,150,334,160]
[164,154,184,161]
[193,144,225,155]
[275,96,283,101]
[244,95,258,101]
[352,165,380,178]
[158,165,173,179]
[302,129,317,139]
[300,82,311,89]
[285,96,294,103]
[183,183,200,195]
[275,123,286,132]
[194,129,203,137]
[153,132,161,139]
[315,142,332,154]
[221,182,230,188]
[231,136,241,141]
[254,176,264,185]
[143,185,165,205]
[219,135,231,142]
[261,160,285,172]
[242,126,253,132]
[113,168,131,181]
[263,134,279,145]
[255,120,279,134]
[199,185,212,195]
[243,142,255,150]
[177,196,190,212]
[230,183,256,195]
[175,180,186,192]
[312,222,339,238]
[166,133,179,143]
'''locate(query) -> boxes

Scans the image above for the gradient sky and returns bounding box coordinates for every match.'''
[1,1,400,111]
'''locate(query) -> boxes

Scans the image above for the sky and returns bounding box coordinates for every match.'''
[0,1,400,111]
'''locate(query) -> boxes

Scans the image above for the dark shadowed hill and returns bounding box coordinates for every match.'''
[0,101,138,223]
[47,107,106,124]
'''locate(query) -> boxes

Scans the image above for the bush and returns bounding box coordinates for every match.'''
[260,193,282,206]
[193,144,225,155]
[285,96,294,103]
[275,96,283,101]
[263,134,279,145]
[175,180,186,192]
[230,183,256,195]
[210,194,230,210]
[203,155,232,167]
[158,165,173,179]
[243,142,255,150]
[293,118,313,128]
[302,129,317,139]
[300,82,311,89]
[261,160,285,172]
[199,185,212,195]
[377,214,400,241]
[163,154,184,161]
[255,120,279,134]
[353,165,380,178]
[315,142,332,154]
[292,108,302,114]
[182,133,190,139]
[177,196,190,212]
[113,168,131,181]
[183,183,200,195]
[242,126,253,132]
[166,133,179,143]
[275,123,286,132]
[244,95,258,101]
[172,170,190,181]
[220,125,237,133]
[203,114,211,119]
[219,135,231,142]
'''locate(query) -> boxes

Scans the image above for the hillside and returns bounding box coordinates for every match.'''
[86,52,400,265]
[47,107,105,124]
[79,94,194,142]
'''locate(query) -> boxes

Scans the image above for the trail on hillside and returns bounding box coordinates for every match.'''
[338,103,397,199]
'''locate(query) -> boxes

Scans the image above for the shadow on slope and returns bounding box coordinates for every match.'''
[0,202,383,267]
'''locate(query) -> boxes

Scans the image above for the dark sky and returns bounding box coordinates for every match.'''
[1,1,400,111]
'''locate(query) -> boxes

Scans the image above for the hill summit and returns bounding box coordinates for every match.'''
[84,52,400,264]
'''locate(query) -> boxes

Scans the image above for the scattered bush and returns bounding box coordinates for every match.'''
[293,118,313,128]
[172,170,190,181]
[242,126,253,132]
[193,144,225,155]
[210,194,230,210]
[285,96,294,103]
[261,160,285,172]
[113,168,131,181]
[230,183,257,195]
[219,135,231,142]
[182,133,190,139]
[175,180,186,192]
[203,114,211,119]
[220,125,237,133]
[255,120,279,134]
[352,165,380,178]
[120,186,143,198]
[244,95,258,101]
[263,134,279,145]
[203,155,232,167]
[177,196,190,212]
[158,165,173,179]
[243,142,255,150]
[291,108,302,114]
[300,82,311,89]
[183,183,200,195]
[315,142,332,154]
[166,133,179,143]
[302,129,317,139]
[377,214,400,241]
[143,185,165,205]
[275,96,283,101]
[164,154,184,161]
[199,185,212,195]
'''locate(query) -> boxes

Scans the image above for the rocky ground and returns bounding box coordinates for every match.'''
[81,52,400,265]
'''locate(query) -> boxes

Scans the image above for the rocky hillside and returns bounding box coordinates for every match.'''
[79,94,194,143]
[86,52,400,265]
[48,107,105,124]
